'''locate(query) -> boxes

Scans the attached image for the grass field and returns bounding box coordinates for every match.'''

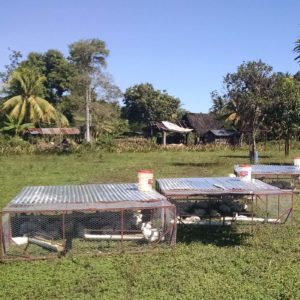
[1,148,300,299]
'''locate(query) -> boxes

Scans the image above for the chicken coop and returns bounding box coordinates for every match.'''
[0,183,176,261]
[234,164,300,190]
[156,177,294,226]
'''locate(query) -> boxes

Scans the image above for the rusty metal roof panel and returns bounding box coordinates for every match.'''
[156,177,289,196]
[3,183,171,212]
[42,128,53,135]
[27,128,43,135]
[234,164,300,175]
[61,128,80,135]
[27,128,80,135]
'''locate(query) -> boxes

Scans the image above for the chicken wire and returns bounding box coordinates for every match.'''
[1,207,176,260]
[158,193,293,226]
[156,177,294,226]
[234,164,300,189]
[0,183,176,261]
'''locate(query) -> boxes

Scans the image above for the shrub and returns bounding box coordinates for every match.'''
[0,135,35,155]
[111,137,159,153]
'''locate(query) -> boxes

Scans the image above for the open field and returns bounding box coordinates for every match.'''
[1,148,300,299]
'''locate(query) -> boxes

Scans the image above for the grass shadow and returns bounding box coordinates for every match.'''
[220,155,270,159]
[176,224,250,247]
[268,162,293,165]
[171,162,220,167]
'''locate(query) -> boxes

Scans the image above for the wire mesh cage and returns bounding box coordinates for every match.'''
[0,184,176,261]
[169,193,294,225]
[156,177,294,226]
[234,164,300,189]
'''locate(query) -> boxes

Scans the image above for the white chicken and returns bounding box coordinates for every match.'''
[141,222,160,242]
[134,211,143,227]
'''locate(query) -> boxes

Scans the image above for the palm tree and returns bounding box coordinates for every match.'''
[223,99,242,129]
[294,38,300,63]
[1,67,68,126]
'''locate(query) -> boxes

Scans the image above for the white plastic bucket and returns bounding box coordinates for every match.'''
[137,170,154,191]
[236,164,252,181]
[294,157,300,168]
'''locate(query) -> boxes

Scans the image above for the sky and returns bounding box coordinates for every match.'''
[0,0,300,113]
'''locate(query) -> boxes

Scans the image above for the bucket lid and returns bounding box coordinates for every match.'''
[138,169,153,174]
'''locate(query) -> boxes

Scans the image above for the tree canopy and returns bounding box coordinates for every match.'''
[69,39,109,72]
[211,60,276,161]
[265,76,300,155]
[1,67,68,126]
[122,83,181,129]
[19,50,75,105]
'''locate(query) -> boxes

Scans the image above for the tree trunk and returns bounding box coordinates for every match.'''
[249,131,257,164]
[284,132,290,157]
[85,86,91,143]
[239,133,244,147]
[278,139,281,151]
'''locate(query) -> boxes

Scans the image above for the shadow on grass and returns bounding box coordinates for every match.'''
[176,224,250,247]
[220,155,270,159]
[171,162,220,167]
[268,162,292,166]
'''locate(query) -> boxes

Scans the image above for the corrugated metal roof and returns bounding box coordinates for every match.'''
[234,164,300,175]
[156,177,289,196]
[27,128,80,135]
[3,183,171,212]
[150,121,192,133]
[208,130,236,137]
[161,121,193,133]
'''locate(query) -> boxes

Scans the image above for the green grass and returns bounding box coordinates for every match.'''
[1,148,300,299]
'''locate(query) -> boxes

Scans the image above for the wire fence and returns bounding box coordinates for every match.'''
[1,207,176,261]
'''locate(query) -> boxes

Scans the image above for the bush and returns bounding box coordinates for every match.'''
[109,137,160,153]
[0,134,249,155]
[0,135,35,155]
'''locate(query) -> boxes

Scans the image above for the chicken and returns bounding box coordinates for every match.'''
[141,222,160,242]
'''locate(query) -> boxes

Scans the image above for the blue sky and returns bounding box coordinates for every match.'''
[1,0,300,112]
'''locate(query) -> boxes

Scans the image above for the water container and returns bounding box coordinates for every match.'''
[236,164,252,181]
[294,157,300,168]
[137,170,154,191]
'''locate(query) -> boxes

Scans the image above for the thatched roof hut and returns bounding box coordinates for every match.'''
[182,113,223,137]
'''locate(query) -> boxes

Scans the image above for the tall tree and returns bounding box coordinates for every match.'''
[265,76,300,156]
[122,83,181,130]
[20,50,75,105]
[68,39,109,142]
[211,60,276,162]
[1,67,68,126]
[294,38,300,63]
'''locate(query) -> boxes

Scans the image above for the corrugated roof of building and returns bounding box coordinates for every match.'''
[27,128,80,135]
[156,177,290,197]
[3,183,171,212]
[150,121,192,133]
[234,164,300,175]
[208,130,237,137]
